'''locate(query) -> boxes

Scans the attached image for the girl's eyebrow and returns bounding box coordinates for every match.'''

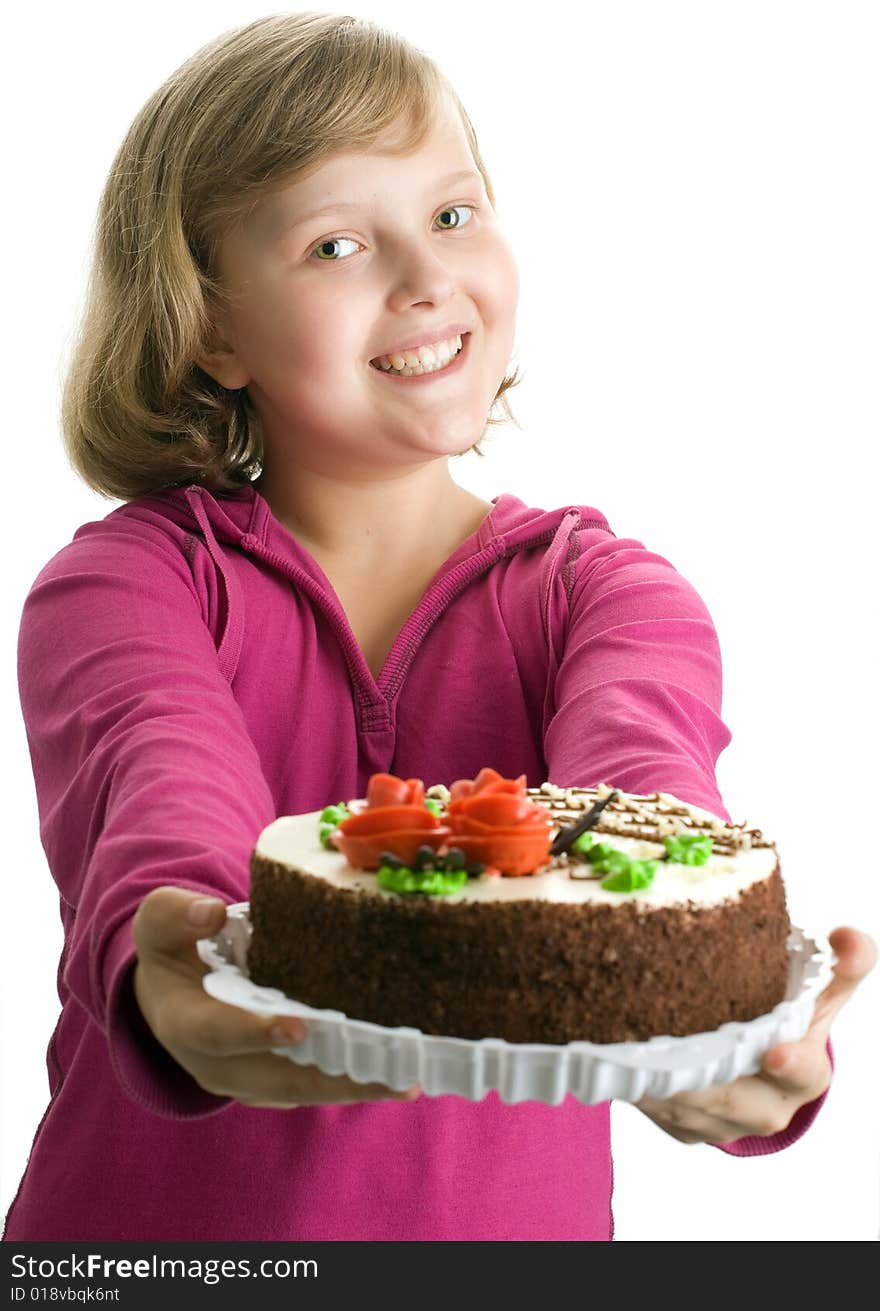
[257,168,483,242]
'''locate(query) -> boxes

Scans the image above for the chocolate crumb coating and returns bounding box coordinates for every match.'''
[247,852,790,1045]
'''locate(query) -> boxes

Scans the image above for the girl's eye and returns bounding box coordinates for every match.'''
[434,203,474,232]
[309,203,476,262]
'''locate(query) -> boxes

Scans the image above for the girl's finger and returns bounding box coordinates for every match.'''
[192,1006,309,1059]
[807,927,877,1042]
[636,1093,746,1143]
[171,992,308,1057]
[206,1049,419,1106]
[637,1079,763,1116]
[638,1074,806,1141]
[759,1039,831,1096]
[133,885,227,954]
[169,993,420,1102]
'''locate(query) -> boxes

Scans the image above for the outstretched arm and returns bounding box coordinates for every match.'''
[542,523,873,1153]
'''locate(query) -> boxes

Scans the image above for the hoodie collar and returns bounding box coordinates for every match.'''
[139,481,608,578]
[130,481,609,708]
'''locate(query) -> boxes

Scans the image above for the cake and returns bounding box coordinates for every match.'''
[247,769,790,1045]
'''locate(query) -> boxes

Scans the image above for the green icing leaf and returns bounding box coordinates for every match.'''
[571,831,663,892]
[318,802,351,848]
[584,842,632,876]
[424,797,444,817]
[376,864,468,896]
[573,836,660,891]
[600,859,658,892]
[663,832,712,865]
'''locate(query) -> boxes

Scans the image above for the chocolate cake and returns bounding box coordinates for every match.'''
[247,772,790,1045]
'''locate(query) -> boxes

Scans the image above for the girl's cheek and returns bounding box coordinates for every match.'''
[492,236,520,303]
[472,248,518,328]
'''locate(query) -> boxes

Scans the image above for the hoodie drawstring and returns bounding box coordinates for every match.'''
[184,486,245,685]
[539,510,581,737]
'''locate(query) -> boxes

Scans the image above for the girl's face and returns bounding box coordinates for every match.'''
[197,100,519,479]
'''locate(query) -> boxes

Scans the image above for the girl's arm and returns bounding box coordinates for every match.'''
[18,512,277,1119]
[544,527,733,821]
[542,524,831,1153]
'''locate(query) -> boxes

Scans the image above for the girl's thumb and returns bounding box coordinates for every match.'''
[132,886,227,957]
[186,895,227,930]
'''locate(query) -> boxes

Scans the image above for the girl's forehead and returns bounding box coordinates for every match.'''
[287,108,467,191]
[242,112,478,247]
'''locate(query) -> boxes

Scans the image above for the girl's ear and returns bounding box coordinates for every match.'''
[193,290,251,388]
[193,319,251,390]
[193,339,250,390]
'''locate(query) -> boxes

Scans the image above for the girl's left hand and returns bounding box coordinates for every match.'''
[635,926,876,1145]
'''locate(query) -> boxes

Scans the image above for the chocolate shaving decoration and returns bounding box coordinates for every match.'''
[549,790,620,856]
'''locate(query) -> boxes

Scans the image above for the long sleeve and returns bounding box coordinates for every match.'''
[17,515,277,1118]
[544,530,733,818]
[543,527,831,1153]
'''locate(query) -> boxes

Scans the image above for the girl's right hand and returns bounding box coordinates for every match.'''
[131,886,421,1109]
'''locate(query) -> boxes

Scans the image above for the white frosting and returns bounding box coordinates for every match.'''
[254,802,778,913]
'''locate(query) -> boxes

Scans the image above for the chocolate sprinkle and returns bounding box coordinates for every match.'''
[549,790,620,856]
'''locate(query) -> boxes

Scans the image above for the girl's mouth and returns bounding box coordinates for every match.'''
[369,332,471,383]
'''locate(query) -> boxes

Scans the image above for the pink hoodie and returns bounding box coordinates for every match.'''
[4,483,829,1241]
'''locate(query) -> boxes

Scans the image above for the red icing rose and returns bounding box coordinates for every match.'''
[333,773,451,871]
[444,767,553,876]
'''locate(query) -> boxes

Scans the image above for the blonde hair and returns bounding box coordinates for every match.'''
[61,11,523,502]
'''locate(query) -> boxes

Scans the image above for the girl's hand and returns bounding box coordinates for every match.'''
[634,926,876,1145]
[131,886,421,1109]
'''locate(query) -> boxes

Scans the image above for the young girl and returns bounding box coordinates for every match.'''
[4,13,874,1242]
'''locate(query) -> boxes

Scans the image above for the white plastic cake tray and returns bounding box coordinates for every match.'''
[197,904,834,1105]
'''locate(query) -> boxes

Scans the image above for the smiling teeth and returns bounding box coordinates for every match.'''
[372,333,464,376]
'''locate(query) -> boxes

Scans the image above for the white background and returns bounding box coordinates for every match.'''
[2,0,878,1241]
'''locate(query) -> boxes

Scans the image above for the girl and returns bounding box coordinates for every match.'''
[4,13,874,1242]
